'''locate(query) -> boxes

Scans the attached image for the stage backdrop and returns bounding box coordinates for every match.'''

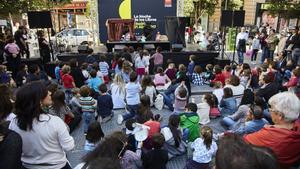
[98,0,177,42]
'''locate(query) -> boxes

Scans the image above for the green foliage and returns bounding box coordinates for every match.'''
[267,0,300,18]
[221,0,244,10]
[184,0,218,17]
[0,0,71,16]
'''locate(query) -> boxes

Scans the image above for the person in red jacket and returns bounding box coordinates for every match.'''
[211,65,225,86]
[283,67,300,89]
[244,92,300,169]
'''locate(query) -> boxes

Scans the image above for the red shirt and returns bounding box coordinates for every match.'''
[222,71,231,80]
[244,121,300,169]
[211,73,225,85]
[284,76,298,88]
[62,74,75,89]
[144,121,160,138]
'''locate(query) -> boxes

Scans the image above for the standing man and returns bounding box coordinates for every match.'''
[286,26,300,65]
[236,27,248,64]
[14,26,27,58]
[266,29,279,62]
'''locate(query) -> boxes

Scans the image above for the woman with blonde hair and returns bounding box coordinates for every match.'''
[111,74,126,109]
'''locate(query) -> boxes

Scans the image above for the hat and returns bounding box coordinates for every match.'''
[132,123,150,142]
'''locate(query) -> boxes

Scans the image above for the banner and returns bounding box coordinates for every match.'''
[98,0,177,42]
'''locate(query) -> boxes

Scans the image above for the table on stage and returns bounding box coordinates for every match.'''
[106,41,171,52]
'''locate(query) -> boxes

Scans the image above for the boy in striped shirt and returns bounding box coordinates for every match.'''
[79,85,97,133]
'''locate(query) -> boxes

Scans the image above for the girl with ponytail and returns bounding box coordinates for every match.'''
[185,126,218,169]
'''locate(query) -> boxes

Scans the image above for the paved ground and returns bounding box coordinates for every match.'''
[67,84,226,168]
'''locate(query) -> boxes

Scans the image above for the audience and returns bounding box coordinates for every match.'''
[2,38,300,169]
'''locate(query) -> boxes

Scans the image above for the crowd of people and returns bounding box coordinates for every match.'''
[0,24,300,169]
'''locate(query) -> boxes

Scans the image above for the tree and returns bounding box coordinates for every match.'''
[0,0,71,17]
[184,0,218,26]
[267,0,300,18]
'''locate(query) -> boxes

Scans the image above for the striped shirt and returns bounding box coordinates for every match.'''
[79,96,97,113]
[99,61,109,75]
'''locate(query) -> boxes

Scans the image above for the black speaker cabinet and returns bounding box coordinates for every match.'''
[28,11,53,29]
[220,10,245,27]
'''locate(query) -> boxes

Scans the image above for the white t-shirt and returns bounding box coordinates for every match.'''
[191,138,217,163]
[197,102,210,125]
[111,83,126,109]
[9,114,75,169]
[144,86,156,106]
[125,82,141,105]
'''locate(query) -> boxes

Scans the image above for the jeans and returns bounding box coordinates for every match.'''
[182,128,190,142]
[83,112,95,133]
[260,47,269,64]
[222,117,236,129]
[161,93,174,111]
[237,50,244,64]
[251,49,258,61]
[123,104,139,121]
[269,50,275,61]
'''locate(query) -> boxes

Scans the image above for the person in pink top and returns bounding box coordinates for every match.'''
[151,46,163,73]
[154,67,171,90]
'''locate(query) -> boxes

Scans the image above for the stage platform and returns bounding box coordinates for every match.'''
[106,41,171,52]
[56,51,219,72]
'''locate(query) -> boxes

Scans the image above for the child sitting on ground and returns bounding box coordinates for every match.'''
[220,87,237,115]
[154,67,171,90]
[142,75,157,107]
[69,88,81,114]
[222,65,232,80]
[97,84,113,122]
[239,69,251,88]
[210,65,225,86]
[142,133,169,169]
[192,65,203,86]
[165,62,176,81]
[203,64,214,83]
[179,103,200,142]
[84,121,105,151]
[185,126,217,169]
[174,86,188,114]
[99,55,110,84]
[212,81,223,104]
[87,70,103,94]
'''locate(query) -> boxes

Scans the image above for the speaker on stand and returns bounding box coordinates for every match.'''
[220,10,245,65]
[27,11,54,63]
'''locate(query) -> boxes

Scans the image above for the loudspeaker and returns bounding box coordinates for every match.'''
[171,44,183,52]
[165,17,187,46]
[233,11,245,27]
[220,10,245,27]
[28,11,52,29]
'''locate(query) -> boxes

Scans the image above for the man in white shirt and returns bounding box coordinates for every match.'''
[236,27,249,64]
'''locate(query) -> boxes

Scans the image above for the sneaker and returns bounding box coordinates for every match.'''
[117,114,123,125]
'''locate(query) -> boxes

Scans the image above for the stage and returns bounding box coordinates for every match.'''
[106,41,171,52]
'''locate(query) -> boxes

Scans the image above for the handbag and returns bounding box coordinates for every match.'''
[154,94,164,110]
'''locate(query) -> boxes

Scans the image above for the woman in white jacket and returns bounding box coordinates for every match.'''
[9,81,75,169]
